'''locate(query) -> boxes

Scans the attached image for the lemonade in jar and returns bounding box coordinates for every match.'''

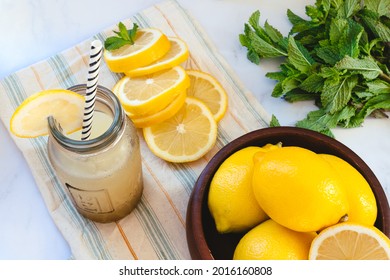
[47,84,143,223]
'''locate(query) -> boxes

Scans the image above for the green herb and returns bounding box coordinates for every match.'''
[104,22,139,51]
[270,114,281,127]
[240,0,390,137]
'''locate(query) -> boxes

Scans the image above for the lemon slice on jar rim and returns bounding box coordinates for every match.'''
[10,89,84,138]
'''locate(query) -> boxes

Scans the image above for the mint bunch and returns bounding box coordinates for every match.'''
[240,0,390,137]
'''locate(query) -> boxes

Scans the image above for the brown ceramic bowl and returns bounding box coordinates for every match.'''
[186,126,390,260]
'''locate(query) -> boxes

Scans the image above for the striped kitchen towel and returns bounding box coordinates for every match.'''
[0,0,270,259]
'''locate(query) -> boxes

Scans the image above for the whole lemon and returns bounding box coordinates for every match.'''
[252,146,349,232]
[208,146,270,233]
[233,219,317,260]
[320,154,377,226]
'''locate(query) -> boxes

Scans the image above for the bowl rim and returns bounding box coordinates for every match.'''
[186,126,390,260]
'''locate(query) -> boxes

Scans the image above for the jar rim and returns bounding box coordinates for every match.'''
[48,84,124,152]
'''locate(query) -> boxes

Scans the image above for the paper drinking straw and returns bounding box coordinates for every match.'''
[81,39,103,141]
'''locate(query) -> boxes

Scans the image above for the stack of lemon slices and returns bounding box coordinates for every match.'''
[105,26,228,163]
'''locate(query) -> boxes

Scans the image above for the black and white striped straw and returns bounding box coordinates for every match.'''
[81,39,103,141]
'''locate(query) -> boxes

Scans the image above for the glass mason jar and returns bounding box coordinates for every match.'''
[47,84,143,223]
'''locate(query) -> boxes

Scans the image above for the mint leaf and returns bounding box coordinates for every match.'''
[296,105,356,137]
[357,93,390,118]
[246,49,261,65]
[128,23,139,44]
[118,22,131,41]
[322,18,363,63]
[271,82,284,97]
[339,19,364,58]
[248,30,287,58]
[359,10,390,41]
[334,105,357,127]
[240,19,288,61]
[343,0,360,18]
[332,0,345,13]
[239,32,261,64]
[295,109,336,137]
[287,9,316,34]
[316,45,344,65]
[281,75,303,94]
[349,93,390,126]
[335,56,383,79]
[104,37,129,51]
[320,66,340,78]
[248,11,273,45]
[287,36,315,73]
[366,80,390,94]
[265,71,286,82]
[365,0,390,17]
[300,73,325,93]
[284,89,319,102]
[239,32,250,48]
[248,10,261,33]
[329,18,348,44]
[321,74,359,113]
[269,115,281,127]
[264,21,288,50]
[104,22,139,51]
[321,0,332,13]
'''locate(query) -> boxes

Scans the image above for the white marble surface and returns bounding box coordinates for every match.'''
[0,0,389,259]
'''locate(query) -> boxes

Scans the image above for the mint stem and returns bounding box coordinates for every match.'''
[379,73,390,84]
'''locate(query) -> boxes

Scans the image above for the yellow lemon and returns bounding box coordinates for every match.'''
[233,219,317,260]
[320,154,377,226]
[104,28,171,73]
[252,142,283,163]
[10,89,84,138]
[124,37,189,77]
[252,146,349,232]
[143,97,217,163]
[309,222,390,260]
[208,146,269,233]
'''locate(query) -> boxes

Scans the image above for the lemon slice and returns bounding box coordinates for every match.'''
[10,89,84,138]
[186,69,228,122]
[125,37,189,77]
[127,91,187,128]
[116,66,190,115]
[309,222,390,260]
[104,28,171,73]
[112,76,126,94]
[143,97,218,163]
